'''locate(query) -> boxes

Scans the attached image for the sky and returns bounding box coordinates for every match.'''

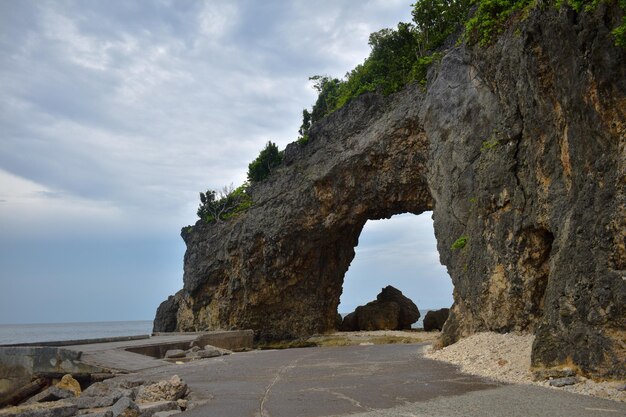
[0,0,453,324]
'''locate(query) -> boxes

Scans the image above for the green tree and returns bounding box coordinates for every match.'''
[298,109,312,145]
[197,183,252,223]
[247,141,284,183]
[412,0,470,53]
[309,76,342,123]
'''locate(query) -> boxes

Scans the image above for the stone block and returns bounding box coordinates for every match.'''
[25,386,75,404]
[0,401,77,417]
[78,411,113,417]
[192,330,253,352]
[163,350,185,360]
[152,411,180,417]
[135,376,186,404]
[549,377,578,387]
[56,375,81,397]
[110,397,139,417]
[137,401,178,417]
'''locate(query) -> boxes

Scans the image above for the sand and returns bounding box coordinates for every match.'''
[423,331,626,403]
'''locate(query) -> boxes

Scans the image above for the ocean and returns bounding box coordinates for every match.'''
[0,310,431,345]
[413,310,429,329]
[0,320,154,345]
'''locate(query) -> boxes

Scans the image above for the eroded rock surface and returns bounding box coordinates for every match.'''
[423,4,625,378]
[155,5,625,378]
[423,308,449,332]
[341,286,420,331]
[155,85,432,340]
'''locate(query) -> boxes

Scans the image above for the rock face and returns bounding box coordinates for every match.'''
[154,84,432,341]
[155,5,625,378]
[424,5,626,379]
[341,286,420,331]
[423,308,449,332]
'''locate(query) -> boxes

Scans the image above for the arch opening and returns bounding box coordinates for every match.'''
[338,212,453,329]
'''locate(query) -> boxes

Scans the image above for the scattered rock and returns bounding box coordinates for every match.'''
[163,350,186,360]
[26,386,76,404]
[200,346,221,358]
[549,377,579,387]
[340,313,356,332]
[56,375,81,397]
[423,308,449,331]
[136,401,178,417]
[73,382,133,409]
[152,411,180,417]
[355,301,401,331]
[216,347,231,356]
[532,367,576,381]
[135,376,187,404]
[78,411,113,417]
[110,397,139,417]
[0,400,78,417]
[175,399,187,411]
[341,286,420,331]
[117,380,144,390]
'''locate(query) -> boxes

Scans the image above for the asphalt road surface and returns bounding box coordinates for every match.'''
[139,343,626,417]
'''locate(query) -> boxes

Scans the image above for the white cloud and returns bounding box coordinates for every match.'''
[0,1,454,323]
[198,2,239,40]
[0,169,123,238]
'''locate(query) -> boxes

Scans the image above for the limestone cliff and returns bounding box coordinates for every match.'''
[155,5,625,378]
[155,85,432,340]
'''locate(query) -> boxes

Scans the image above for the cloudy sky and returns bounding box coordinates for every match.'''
[0,0,452,325]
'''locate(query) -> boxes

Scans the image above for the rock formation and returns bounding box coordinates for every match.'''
[155,5,625,378]
[423,308,449,331]
[154,84,433,341]
[340,286,420,331]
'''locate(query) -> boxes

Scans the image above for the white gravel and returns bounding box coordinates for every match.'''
[423,332,626,403]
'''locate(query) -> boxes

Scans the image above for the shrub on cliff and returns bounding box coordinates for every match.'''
[197,184,252,223]
[465,0,626,46]
[300,0,470,128]
[298,0,624,135]
[247,141,284,183]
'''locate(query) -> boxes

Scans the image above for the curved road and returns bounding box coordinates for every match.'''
[139,343,626,417]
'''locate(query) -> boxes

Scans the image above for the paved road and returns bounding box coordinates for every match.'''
[136,343,626,417]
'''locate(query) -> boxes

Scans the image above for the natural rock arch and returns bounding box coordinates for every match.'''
[156,86,433,340]
[156,7,625,378]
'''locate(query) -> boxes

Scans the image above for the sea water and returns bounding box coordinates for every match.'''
[0,310,432,345]
[0,320,153,345]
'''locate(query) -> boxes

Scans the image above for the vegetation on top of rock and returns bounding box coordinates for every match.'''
[195,141,285,224]
[299,0,625,133]
[247,141,284,183]
[300,0,471,130]
[195,0,625,224]
[464,0,532,46]
[197,184,252,223]
[466,0,626,45]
